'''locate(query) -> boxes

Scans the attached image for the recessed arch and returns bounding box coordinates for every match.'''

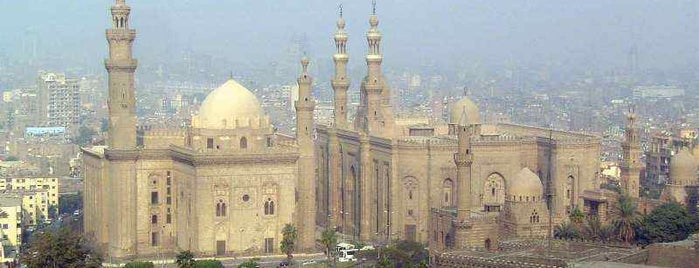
[483,172,506,206]
[442,178,454,207]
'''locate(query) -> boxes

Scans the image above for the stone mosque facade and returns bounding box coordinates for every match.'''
[83,0,316,259]
[84,0,614,261]
[315,9,601,250]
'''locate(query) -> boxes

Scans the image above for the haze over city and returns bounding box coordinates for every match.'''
[1,1,699,268]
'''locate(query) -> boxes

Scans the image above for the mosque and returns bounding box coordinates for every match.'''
[83,0,698,262]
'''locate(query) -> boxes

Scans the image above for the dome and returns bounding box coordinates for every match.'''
[507,168,543,201]
[196,79,264,129]
[669,149,697,185]
[693,146,699,166]
[449,97,480,126]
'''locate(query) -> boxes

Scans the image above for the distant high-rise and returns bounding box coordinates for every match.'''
[36,71,80,128]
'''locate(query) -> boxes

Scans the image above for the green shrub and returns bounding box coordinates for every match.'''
[193,259,224,268]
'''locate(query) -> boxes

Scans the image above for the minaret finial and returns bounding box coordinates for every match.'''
[372,0,377,15]
[339,4,343,18]
[301,56,310,73]
[229,71,233,80]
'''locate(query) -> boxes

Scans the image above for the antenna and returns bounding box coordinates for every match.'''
[339,4,343,17]
[372,0,377,15]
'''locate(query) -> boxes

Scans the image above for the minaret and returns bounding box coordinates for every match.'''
[332,6,349,129]
[104,0,138,259]
[295,57,317,250]
[106,0,137,149]
[354,1,394,137]
[621,105,641,198]
[455,121,473,220]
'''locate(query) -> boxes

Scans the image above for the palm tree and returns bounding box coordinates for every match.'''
[175,250,195,268]
[583,216,602,241]
[614,194,640,244]
[554,222,579,240]
[280,224,298,264]
[318,227,337,266]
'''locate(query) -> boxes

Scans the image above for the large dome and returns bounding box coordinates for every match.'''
[669,149,697,185]
[507,168,543,201]
[196,79,264,129]
[449,97,480,126]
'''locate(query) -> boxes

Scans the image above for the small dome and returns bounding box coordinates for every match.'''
[669,149,697,185]
[196,79,264,129]
[449,97,480,126]
[337,17,346,29]
[507,168,543,201]
[369,14,379,27]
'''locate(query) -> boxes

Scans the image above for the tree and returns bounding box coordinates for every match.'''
[636,202,695,244]
[317,227,337,264]
[59,192,83,215]
[4,155,18,161]
[176,250,196,268]
[614,194,640,244]
[554,221,579,240]
[74,125,97,146]
[280,224,298,263]
[124,261,155,268]
[569,206,585,226]
[19,227,101,268]
[237,258,260,268]
[379,240,429,268]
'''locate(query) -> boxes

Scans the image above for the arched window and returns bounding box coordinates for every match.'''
[442,179,454,207]
[216,199,226,217]
[240,137,248,149]
[264,198,275,215]
[151,215,158,224]
[530,211,539,223]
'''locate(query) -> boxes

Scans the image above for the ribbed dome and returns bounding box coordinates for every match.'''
[507,168,543,200]
[196,79,264,129]
[449,97,480,126]
[669,149,697,185]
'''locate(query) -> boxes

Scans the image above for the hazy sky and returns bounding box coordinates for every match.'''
[0,0,697,77]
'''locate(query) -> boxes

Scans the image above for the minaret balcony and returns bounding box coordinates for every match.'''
[105,59,138,71]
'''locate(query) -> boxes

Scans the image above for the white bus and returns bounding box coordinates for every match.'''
[335,243,357,262]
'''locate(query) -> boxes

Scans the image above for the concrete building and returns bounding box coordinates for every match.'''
[36,71,81,128]
[83,0,316,260]
[0,195,22,263]
[6,177,59,207]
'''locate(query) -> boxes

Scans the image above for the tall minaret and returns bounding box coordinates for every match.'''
[295,57,317,250]
[455,122,473,221]
[621,105,641,198]
[104,0,138,259]
[354,1,394,137]
[332,6,349,129]
[106,0,137,149]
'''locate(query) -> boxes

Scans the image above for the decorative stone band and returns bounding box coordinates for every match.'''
[331,79,350,88]
[453,153,472,167]
[106,29,136,41]
[169,145,299,166]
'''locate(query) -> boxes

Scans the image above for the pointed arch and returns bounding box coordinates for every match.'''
[483,172,505,207]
